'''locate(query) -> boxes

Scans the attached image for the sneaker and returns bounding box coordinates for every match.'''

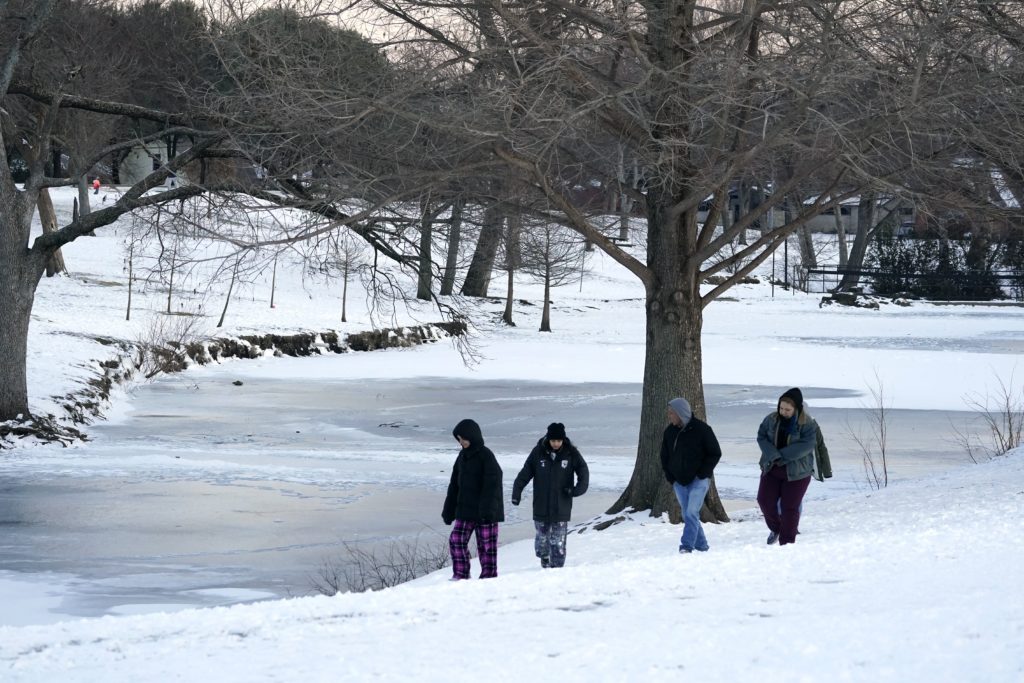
[449,576,467,581]
[679,546,693,554]
[766,531,779,545]
[696,546,709,552]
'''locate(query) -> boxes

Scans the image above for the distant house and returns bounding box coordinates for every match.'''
[119,140,190,187]
[803,195,916,234]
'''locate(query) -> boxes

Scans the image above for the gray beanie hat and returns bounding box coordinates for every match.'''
[668,398,692,426]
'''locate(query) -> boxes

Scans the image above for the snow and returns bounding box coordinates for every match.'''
[2,187,1024,680]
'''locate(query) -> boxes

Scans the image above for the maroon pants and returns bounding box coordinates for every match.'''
[757,465,811,545]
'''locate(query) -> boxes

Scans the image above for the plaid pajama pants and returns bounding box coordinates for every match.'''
[449,519,499,579]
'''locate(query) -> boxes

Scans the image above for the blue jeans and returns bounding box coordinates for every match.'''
[673,478,711,551]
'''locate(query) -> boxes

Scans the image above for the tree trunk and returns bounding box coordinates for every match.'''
[270,256,277,308]
[77,175,91,217]
[502,265,515,325]
[126,242,134,321]
[837,192,877,292]
[440,197,464,296]
[835,210,848,267]
[738,181,750,231]
[460,203,503,297]
[36,189,67,276]
[607,197,728,524]
[539,270,552,332]
[607,287,727,523]
[797,223,816,270]
[722,193,734,249]
[341,261,349,323]
[0,239,46,421]
[217,259,239,327]
[616,144,632,242]
[501,213,519,325]
[166,250,176,314]
[416,196,433,301]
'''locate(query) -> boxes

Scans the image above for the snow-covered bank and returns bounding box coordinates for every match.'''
[2,451,1022,682]
[15,187,1024,437]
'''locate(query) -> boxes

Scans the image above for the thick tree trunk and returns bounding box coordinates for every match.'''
[608,198,728,523]
[607,288,727,523]
[0,237,46,421]
[461,204,503,297]
[440,197,463,296]
[36,189,67,276]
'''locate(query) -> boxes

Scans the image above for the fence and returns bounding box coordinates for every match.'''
[802,267,1024,301]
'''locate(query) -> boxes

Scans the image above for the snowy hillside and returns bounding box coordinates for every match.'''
[1,450,1022,681]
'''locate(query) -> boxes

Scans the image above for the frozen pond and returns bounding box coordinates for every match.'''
[0,372,978,625]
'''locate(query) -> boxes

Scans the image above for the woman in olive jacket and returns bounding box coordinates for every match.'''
[443,418,504,579]
[756,388,817,546]
[511,422,589,568]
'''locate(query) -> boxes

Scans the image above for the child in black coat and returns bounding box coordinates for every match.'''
[511,422,589,568]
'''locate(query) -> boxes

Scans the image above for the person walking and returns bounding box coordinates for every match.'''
[772,389,833,537]
[442,419,504,579]
[511,422,589,568]
[660,398,722,553]
[757,388,817,546]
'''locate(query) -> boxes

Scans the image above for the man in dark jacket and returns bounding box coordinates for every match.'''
[443,418,504,579]
[511,422,589,568]
[660,398,722,553]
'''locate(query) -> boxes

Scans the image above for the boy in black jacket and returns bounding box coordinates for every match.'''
[511,422,589,568]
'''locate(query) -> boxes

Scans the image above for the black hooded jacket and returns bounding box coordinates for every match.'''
[442,419,505,525]
[511,437,589,522]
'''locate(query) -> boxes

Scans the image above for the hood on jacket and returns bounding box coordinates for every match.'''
[452,418,484,449]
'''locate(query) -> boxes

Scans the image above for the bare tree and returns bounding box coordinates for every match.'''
[312,534,451,595]
[847,373,890,490]
[519,220,585,332]
[957,373,1024,459]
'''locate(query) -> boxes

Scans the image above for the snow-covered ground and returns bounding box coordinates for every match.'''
[2,187,1023,680]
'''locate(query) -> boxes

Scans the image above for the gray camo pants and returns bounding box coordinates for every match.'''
[534,521,569,568]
